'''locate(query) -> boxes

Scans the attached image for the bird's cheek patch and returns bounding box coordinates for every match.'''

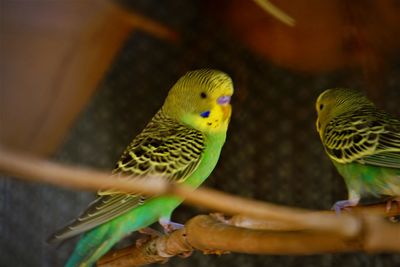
[189,105,228,133]
[200,110,211,118]
[204,107,225,128]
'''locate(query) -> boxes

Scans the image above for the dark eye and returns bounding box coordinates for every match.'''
[319,104,324,110]
[200,92,207,99]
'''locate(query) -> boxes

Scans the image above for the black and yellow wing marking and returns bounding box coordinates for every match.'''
[49,111,205,241]
[323,107,400,168]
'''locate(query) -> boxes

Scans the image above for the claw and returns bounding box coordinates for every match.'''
[136,227,162,248]
[331,199,358,214]
[138,227,162,237]
[159,218,184,234]
[210,213,230,223]
[135,236,150,248]
[386,197,400,213]
[178,250,193,258]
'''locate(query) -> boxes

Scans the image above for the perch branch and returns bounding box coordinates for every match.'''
[0,148,365,237]
[227,203,400,231]
[97,214,400,267]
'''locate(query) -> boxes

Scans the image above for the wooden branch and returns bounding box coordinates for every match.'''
[0,148,169,195]
[97,227,191,267]
[227,203,400,231]
[0,148,365,237]
[110,2,178,42]
[97,214,400,267]
[0,149,399,267]
[363,215,400,252]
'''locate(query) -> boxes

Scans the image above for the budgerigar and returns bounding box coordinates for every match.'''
[315,88,400,213]
[49,69,234,266]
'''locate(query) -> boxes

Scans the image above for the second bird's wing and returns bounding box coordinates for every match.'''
[323,108,400,168]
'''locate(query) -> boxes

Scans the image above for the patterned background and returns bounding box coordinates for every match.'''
[1,1,400,266]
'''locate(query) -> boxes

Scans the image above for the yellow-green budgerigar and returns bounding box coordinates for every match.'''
[315,88,400,213]
[49,69,234,266]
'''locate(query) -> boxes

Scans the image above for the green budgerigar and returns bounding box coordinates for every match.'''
[315,88,400,213]
[49,69,234,266]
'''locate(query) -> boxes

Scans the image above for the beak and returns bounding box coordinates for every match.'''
[217,95,232,121]
[221,104,231,121]
[316,118,325,140]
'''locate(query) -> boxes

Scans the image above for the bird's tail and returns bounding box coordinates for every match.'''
[64,222,118,267]
[64,205,160,267]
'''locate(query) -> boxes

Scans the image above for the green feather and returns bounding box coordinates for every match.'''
[48,69,234,267]
[316,88,400,206]
[50,110,206,240]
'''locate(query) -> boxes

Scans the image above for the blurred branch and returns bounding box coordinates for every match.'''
[111,2,179,42]
[253,0,295,26]
[0,148,363,237]
[97,213,399,267]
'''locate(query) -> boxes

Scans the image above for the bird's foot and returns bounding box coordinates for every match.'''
[178,250,193,258]
[136,227,162,247]
[210,213,230,223]
[385,197,400,213]
[331,199,358,214]
[135,235,151,248]
[159,218,184,234]
[138,227,163,237]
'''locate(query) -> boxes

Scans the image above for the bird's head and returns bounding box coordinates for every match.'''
[162,69,234,134]
[315,88,374,139]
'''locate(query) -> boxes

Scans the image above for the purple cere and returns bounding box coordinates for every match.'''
[217,95,231,105]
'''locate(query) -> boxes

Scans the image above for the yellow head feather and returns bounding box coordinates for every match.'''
[315,88,373,139]
[162,69,234,134]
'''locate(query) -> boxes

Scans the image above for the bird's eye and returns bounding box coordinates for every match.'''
[200,110,210,118]
[200,92,207,99]
[319,104,324,110]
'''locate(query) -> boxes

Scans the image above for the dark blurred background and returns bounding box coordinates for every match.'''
[1,0,400,266]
